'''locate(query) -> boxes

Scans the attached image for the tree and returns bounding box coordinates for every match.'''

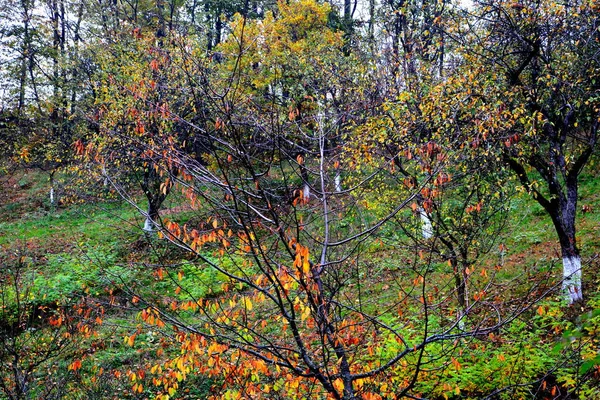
[0,251,100,399]
[83,0,201,233]
[90,2,554,398]
[0,0,90,206]
[355,77,514,327]
[453,0,600,303]
[342,0,514,327]
[375,0,448,91]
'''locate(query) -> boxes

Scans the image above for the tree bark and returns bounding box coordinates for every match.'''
[418,206,433,239]
[140,167,171,233]
[49,171,56,207]
[334,170,342,193]
[143,201,160,233]
[506,156,583,303]
[548,190,582,303]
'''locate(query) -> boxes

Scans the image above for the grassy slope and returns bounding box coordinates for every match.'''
[0,167,599,399]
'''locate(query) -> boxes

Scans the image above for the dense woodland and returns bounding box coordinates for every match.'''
[0,0,599,398]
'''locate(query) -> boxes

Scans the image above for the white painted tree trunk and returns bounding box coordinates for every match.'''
[418,206,433,239]
[563,255,582,303]
[102,165,109,186]
[303,183,311,201]
[49,186,55,206]
[334,172,342,192]
[143,216,154,233]
[269,83,283,99]
[143,203,155,233]
[457,310,466,331]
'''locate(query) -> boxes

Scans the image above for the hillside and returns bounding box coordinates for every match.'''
[1,0,599,398]
[0,164,599,399]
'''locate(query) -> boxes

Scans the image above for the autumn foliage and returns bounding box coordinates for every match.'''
[1,0,599,398]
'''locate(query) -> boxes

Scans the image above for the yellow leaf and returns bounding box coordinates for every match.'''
[301,305,311,321]
[244,297,253,311]
[302,260,310,274]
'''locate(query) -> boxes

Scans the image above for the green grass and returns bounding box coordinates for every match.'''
[0,202,140,246]
[1,166,600,399]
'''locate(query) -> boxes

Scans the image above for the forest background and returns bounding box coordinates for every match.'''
[0,0,599,398]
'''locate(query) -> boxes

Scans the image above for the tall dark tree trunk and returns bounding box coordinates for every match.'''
[547,180,582,303]
[506,156,584,304]
[17,0,32,113]
[368,0,375,56]
[391,4,402,80]
[205,2,213,51]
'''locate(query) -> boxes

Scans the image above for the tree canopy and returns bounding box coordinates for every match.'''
[0,0,599,398]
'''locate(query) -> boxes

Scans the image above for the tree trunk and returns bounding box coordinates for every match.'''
[444,245,467,330]
[506,156,585,304]
[102,165,109,186]
[215,12,222,47]
[550,208,582,303]
[49,171,56,207]
[18,0,32,113]
[368,0,375,55]
[334,171,342,193]
[205,2,213,51]
[562,252,582,303]
[547,180,582,303]
[143,201,160,233]
[418,206,433,239]
[300,156,310,201]
[140,165,173,233]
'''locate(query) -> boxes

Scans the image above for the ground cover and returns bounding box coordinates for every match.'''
[0,167,599,399]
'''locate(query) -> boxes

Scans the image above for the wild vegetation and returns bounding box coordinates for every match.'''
[0,0,599,399]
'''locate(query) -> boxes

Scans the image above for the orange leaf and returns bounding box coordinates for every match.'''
[451,357,461,371]
[69,359,82,371]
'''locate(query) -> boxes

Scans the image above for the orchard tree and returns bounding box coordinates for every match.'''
[0,0,90,206]
[0,252,101,399]
[341,0,513,326]
[85,31,180,232]
[91,2,553,399]
[84,0,207,232]
[346,59,515,328]
[213,0,370,201]
[453,0,600,303]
